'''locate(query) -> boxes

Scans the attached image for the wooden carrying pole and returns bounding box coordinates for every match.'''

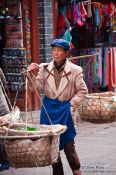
[69,53,98,61]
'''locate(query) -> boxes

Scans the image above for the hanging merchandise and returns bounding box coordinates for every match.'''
[73,1,87,26]
[87,2,92,18]
[24,6,31,64]
[70,17,95,49]
[70,47,116,93]
[0,0,27,92]
[57,0,116,48]
[56,0,116,94]
[57,0,87,40]
[2,48,26,92]
[57,1,71,38]
[94,1,115,46]
[5,0,23,48]
[63,26,72,43]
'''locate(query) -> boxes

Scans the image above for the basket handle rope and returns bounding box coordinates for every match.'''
[26,71,53,125]
[0,79,13,111]
[25,77,35,126]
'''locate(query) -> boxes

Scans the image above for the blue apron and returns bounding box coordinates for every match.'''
[40,96,76,150]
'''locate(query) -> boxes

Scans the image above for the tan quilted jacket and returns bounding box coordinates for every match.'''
[28,59,88,125]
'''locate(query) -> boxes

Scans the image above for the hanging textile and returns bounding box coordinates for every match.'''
[57,1,71,38]
[70,47,116,93]
[57,0,116,47]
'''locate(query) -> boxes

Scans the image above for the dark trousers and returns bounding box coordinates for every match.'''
[0,139,7,162]
[52,140,80,175]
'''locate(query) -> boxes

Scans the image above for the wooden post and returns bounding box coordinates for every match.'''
[22,0,40,111]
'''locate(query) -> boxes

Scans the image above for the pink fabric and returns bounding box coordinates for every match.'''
[109,48,115,91]
[106,48,110,87]
[112,48,116,87]
[73,2,87,26]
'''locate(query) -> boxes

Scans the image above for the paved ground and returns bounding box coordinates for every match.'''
[0,119,116,175]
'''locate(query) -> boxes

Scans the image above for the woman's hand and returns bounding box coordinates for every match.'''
[27,62,39,76]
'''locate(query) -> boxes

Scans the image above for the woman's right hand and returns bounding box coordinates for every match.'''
[27,62,39,76]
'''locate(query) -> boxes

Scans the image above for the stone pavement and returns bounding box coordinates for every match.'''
[0,119,116,175]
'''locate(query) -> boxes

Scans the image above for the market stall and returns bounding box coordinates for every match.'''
[54,0,116,122]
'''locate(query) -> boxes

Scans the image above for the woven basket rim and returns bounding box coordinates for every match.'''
[86,95,116,99]
[0,134,52,139]
[86,91,116,101]
[0,124,67,139]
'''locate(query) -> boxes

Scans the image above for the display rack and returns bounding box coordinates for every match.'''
[2,48,26,92]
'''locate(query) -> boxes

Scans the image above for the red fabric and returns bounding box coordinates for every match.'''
[57,13,67,37]
[66,3,73,26]
[109,48,115,91]
[80,2,87,20]
[112,48,116,86]
[57,13,67,29]
[102,2,115,20]
[107,2,115,17]
[73,2,87,27]
[106,48,110,87]
[93,2,102,25]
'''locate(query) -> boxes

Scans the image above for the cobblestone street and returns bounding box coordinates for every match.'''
[0,120,116,175]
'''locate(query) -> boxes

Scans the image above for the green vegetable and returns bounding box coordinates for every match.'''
[26,126,37,131]
[14,126,37,131]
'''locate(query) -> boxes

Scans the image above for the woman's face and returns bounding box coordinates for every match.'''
[52,46,68,65]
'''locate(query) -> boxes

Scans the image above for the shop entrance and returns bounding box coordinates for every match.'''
[0,1,5,67]
[0,0,39,111]
[0,0,26,111]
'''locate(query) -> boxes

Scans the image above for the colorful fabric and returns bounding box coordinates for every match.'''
[71,47,116,92]
[63,26,72,43]
[110,47,116,90]
[73,2,87,26]
[95,6,100,27]
[102,48,107,88]
[106,48,110,88]
[113,48,116,86]
[97,48,103,86]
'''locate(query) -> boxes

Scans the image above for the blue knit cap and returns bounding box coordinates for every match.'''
[51,39,70,50]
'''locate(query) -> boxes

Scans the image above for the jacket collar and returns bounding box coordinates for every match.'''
[46,59,71,98]
[46,59,71,75]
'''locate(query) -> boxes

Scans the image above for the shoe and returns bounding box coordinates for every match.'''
[0,160,10,171]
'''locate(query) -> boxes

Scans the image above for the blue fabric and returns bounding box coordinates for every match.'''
[51,39,70,50]
[0,160,10,170]
[40,96,76,150]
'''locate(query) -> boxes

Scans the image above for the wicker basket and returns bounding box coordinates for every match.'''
[0,123,67,168]
[78,91,116,123]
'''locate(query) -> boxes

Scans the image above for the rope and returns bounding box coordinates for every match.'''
[26,71,53,125]
[0,79,13,111]
[25,77,28,130]
[12,81,24,110]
